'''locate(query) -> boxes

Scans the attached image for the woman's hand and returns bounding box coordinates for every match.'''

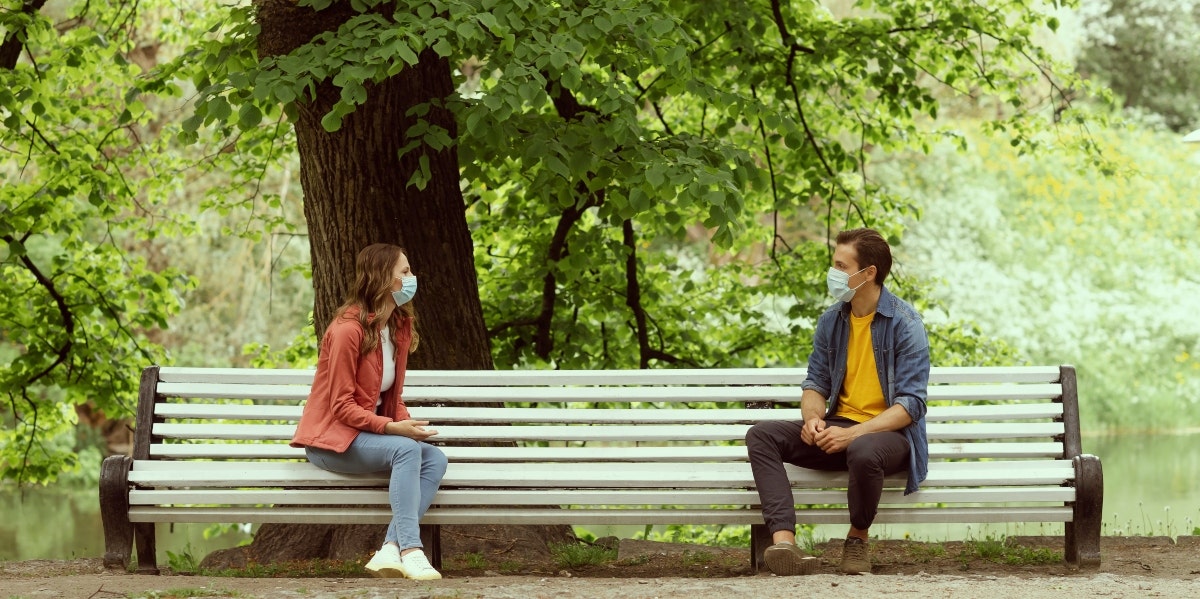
[384,419,439,441]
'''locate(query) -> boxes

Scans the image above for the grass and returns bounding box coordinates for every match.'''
[905,542,947,563]
[452,552,488,570]
[128,589,242,599]
[200,558,364,578]
[958,535,1061,567]
[680,550,715,566]
[165,544,201,575]
[498,560,524,574]
[549,541,617,568]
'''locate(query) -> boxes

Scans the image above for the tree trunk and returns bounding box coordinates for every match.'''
[255,1,489,362]
[215,1,569,566]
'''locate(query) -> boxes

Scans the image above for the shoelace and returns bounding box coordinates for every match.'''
[401,551,439,574]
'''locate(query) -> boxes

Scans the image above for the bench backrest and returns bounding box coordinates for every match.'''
[133,365,1081,467]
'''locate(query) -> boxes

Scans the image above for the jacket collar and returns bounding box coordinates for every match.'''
[838,285,896,319]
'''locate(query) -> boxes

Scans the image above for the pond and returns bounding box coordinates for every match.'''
[2,432,1197,562]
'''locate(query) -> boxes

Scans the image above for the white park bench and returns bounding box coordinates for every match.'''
[99,364,1103,573]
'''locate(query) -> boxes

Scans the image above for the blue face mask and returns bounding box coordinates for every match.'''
[826,267,868,302]
[391,276,418,306]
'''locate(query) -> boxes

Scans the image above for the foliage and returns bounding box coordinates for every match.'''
[178,0,1107,374]
[642,523,751,548]
[3,0,1114,485]
[1076,0,1200,132]
[891,124,1200,430]
[0,0,311,484]
[0,0,195,484]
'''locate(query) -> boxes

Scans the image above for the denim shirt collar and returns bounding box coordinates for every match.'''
[836,285,897,320]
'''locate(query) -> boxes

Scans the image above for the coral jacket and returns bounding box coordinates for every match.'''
[291,306,413,452]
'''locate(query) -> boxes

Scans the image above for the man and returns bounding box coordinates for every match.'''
[746,227,930,575]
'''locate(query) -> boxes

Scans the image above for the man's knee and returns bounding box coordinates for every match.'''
[846,436,906,473]
[745,421,774,449]
[845,441,884,471]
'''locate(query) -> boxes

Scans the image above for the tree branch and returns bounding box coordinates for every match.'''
[749,84,783,261]
[2,234,74,387]
[0,0,48,70]
[622,219,651,368]
[768,0,815,54]
[530,190,602,358]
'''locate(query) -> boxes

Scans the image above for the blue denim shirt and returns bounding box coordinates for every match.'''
[801,286,930,494]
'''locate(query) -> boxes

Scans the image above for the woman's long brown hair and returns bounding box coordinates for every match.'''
[334,243,419,356]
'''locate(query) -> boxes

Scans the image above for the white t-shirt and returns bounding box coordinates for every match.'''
[377,325,396,413]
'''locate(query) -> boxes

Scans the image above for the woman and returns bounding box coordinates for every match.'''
[291,244,448,580]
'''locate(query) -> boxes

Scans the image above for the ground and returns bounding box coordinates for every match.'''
[3,536,1198,598]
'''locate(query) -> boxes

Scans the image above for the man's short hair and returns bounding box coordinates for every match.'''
[836,228,892,285]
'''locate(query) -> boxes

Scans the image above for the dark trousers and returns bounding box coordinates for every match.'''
[746,417,909,534]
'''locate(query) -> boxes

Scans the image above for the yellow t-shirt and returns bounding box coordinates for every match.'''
[836,311,887,423]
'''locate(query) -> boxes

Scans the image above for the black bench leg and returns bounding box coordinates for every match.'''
[99,456,133,570]
[133,522,159,574]
[750,523,772,572]
[420,524,442,570]
[1066,454,1103,569]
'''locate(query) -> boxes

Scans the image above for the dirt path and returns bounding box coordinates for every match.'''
[4,569,1198,599]
[4,536,1198,598]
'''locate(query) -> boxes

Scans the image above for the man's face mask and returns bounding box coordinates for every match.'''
[826,266,869,302]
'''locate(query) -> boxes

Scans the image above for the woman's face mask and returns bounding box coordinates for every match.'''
[392,276,418,306]
[826,266,868,302]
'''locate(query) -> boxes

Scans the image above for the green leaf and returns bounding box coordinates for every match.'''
[207,97,232,123]
[274,85,297,104]
[237,103,262,131]
[321,110,343,132]
[7,238,26,257]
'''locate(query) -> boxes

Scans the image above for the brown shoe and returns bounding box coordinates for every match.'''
[763,542,817,576]
[840,537,870,574]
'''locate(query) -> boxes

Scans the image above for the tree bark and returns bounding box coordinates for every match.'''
[255,1,489,366]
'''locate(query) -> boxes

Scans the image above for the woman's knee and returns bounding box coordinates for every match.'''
[425,444,449,475]
[379,435,422,462]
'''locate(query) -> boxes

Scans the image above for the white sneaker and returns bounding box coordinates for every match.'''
[364,544,405,578]
[397,549,442,580]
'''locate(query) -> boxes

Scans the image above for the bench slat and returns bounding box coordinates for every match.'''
[156,366,1063,386]
[153,382,1063,403]
[128,460,1075,488]
[151,403,1065,423]
[150,422,1065,442]
[129,486,1076,506]
[128,505,1074,526]
[153,367,1064,386]
[149,441,1065,461]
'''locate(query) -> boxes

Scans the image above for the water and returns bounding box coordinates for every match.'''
[2,433,1197,562]
[0,486,251,563]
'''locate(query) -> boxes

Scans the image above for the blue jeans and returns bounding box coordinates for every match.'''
[305,433,448,550]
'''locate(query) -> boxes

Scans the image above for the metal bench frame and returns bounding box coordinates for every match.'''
[100,364,1103,573]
